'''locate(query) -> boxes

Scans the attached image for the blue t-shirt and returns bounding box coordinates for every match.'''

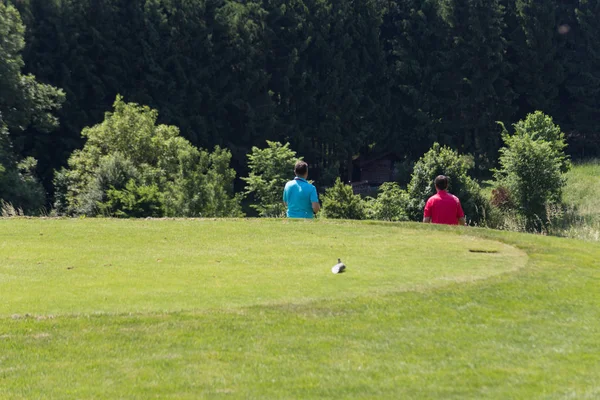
[283,177,319,219]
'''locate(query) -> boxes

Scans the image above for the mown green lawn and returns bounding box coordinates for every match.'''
[1,219,599,399]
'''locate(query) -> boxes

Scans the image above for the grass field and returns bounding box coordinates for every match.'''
[564,160,600,217]
[1,218,599,399]
[549,160,600,240]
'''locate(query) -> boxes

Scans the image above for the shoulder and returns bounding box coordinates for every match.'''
[298,179,315,189]
[427,193,439,202]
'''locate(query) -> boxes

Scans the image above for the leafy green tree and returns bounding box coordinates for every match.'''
[493,111,570,231]
[365,182,409,222]
[322,178,366,220]
[0,2,64,213]
[0,2,64,134]
[55,96,242,217]
[406,143,489,224]
[8,0,79,195]
[243,141,298,217]
[10,0,600,193]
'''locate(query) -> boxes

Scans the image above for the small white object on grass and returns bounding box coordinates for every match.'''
[332,258,346,274]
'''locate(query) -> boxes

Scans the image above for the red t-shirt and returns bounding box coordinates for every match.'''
[423,190,465,225]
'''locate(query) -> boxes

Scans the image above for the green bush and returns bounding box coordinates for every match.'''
[99,180,164,218]
[0,152,46,214]
[243,141,299,217]
[322,178,366,220]
[55,96,242,217]
[365,182,409,221]
[406,143,490,224]
[493,112,570,232]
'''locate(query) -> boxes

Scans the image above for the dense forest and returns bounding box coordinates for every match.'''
[1,0,599,205]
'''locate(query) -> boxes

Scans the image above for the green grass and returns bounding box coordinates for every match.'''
[0,219,523,316]
[1,218,599,399]
[564,159,600,217]
[545,160,600,240]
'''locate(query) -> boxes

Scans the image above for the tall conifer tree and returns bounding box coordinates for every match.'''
[565,0,600,155]
[439,0,514,167]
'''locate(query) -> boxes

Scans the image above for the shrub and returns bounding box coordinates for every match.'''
[99,180,164,218]
[493,112,570,232]
[322,178,366,219]
[490,186,514,210]
[55,96,242,217]
[243,141,299,217]
[0,153,45,214]
[406,143,490,225]
[366,182,409,221]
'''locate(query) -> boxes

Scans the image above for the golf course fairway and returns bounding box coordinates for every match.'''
[1,218,598,399]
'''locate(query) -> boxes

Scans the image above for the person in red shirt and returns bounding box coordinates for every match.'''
[423,175,466,226]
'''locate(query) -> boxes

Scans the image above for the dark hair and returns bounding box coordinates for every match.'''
[294,160,308,176]
[434,175,448,190]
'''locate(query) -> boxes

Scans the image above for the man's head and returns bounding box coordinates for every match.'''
[294,160,309,178]
[434,175,448,191]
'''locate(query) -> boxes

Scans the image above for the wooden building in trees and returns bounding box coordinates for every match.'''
[351,153,401,195]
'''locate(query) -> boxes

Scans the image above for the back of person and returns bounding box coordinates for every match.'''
[424,191,463,225]
[283,161,320,218]
[284,178,317,218]
[423,175,465,226]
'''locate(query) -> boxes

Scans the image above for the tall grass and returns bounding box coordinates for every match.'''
[482,160,600,240]
[0,200,23,217]
[562,159,600,216]
[549,160,600,240]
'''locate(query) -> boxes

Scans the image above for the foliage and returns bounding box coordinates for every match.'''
[99,180,164,218]
[0,2,64,134]
[381,0,452,158]
[243,141,299,217]
[365,182,409,221]
[501,0,566,127]
[322,178,366,220]
[437,0,514,165]
[3,0,600,204]
[493,111,570,232]
[564,0,600,156]
[55,96,242,217]
[0,124,46,213]
[0,2,64,213]
[490,186,515,211]
[543,160,600,241]
[406,143,490,224]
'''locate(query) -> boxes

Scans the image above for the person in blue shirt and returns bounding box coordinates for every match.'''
[283,161,320,218]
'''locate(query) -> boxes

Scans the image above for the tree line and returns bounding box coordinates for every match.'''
[0,0,596,216]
